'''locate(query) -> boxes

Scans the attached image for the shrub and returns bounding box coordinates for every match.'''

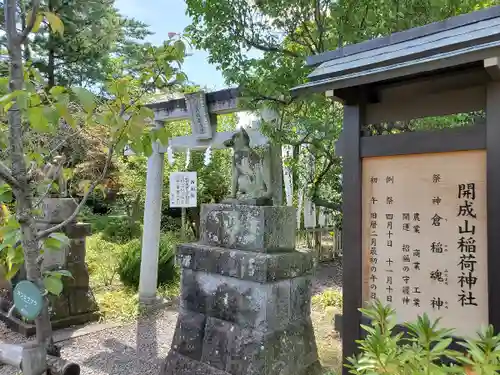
[117,232,179,289]
[88,215,142,244]
[312,288,343,309]
[347,300,500,375]
[86,234,123,287]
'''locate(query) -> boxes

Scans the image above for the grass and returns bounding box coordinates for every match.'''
[86,233,180,323]
[312,289,343,374]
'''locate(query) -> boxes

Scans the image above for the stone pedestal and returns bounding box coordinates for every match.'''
[161,204,321,375]
[0,198,99,336]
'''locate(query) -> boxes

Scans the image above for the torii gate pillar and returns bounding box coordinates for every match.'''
[139,121,165,304]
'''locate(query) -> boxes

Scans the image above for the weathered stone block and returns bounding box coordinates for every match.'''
[63,223,92,238]
[36,198,78,224]
[180,269,292,330]
[161,351,231,375]
[180,269,210,314]
[68,288,98,315]
[172,309,206,361]
[65,262,90,288]
[195,318,319,375]
[177,243,314,283]
[42,246,68,271]
[36,222,92,239]
[290,276,313,322]
[47,294,70,320]
[226,324,267,375]
[66,238,86,263]
[200,204,296,252]
[201,317,234,370]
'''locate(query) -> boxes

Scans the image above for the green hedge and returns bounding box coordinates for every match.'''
[87,215,142,244]
[117,232,178,290]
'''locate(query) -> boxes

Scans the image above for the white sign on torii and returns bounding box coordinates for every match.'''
[137,90,282,304]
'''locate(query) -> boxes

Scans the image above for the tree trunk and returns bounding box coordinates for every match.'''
[47,0,56,88]
[5,0,54,354]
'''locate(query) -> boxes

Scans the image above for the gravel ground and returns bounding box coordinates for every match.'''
[0,259,343,375]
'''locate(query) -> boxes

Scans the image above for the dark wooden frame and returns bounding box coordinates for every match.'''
[336,66,500,375]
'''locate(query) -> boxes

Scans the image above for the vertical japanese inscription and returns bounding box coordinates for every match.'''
[362,151,488,338]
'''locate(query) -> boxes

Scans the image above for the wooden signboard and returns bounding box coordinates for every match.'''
[362,150,488,337]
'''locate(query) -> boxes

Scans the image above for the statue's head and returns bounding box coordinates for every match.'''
[224,128,250,149]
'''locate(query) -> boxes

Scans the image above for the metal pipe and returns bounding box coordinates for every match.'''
[0,343,80,375]
[0,343,23,368]
[46,355,80,375]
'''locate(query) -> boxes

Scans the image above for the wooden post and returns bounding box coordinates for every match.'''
[341,101,364,374]
[181,207,186,242]
[486,81,500,332]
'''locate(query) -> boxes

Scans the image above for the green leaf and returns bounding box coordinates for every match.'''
[27,11,44,34]
[28,107,51,133]
[173,40,186,57]
[44,12,64,36]
[43,276,63,295]
[49,232,70,246]
[0,191,13,203]
[72,87,96,113]
[142,135,153,157]
[5,263,20,280]
[45,269,73,279]
[154,127,170,146]
[49,86,66,96]
[43,238,62,251]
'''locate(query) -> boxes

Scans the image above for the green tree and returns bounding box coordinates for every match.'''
[0,0,152,89]
[1,0,186,366]
[185,0,498,220]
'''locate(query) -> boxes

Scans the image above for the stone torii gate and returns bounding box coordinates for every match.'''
[138,89,283,303]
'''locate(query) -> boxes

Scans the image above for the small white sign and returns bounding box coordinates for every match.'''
[170,172,197,207]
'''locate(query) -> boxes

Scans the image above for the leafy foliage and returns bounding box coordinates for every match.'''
[117,233,179,290]
[312,288,343,309]
[87,215,142,244]
[0,0,187,349]
[86,233,123,287]
[12,0,153,89]
[185,0,498,222]
[348,300,500,375]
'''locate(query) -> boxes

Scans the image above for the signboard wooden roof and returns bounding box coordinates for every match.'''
[292,6,500,98]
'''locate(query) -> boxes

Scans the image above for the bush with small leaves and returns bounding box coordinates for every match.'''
[88,215,142,244]
[117,232,179,290]
[347,300,500,375]
[312,288,343,309]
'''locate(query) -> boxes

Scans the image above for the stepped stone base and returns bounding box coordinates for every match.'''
[163,351,322,375]
[0,198,99,336]
[161,204,320,375]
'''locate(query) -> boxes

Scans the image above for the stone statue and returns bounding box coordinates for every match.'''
[223,128,273,205]
[42,154,68,197]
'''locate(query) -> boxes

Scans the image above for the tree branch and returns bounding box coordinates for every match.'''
[19,0,41,45]
[314,0,325,52]
[35,145,113,240]
[242,36,300,57]
[312,197,340,211]
[35,105,129,240]
[0,161,22,189]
